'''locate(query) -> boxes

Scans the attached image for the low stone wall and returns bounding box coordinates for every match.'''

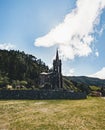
[0,90,87,100]
[102,92,105,96]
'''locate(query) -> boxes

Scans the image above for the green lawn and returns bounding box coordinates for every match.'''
[0,97,105,130]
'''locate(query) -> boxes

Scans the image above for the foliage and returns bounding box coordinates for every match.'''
[63,77,78,92]
[67,76,105,87]
[0,75,9,88]
[89,85,101,91]
[64,76,91,94]
[0,49,49,89]
[64,76,105,94]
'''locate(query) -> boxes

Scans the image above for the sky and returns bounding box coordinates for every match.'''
[0,0,105,79]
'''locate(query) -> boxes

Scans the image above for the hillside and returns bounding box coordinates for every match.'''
[63,77,80,92]
[66,76,105,87]
[0,49,105,93]
[0,49,78,91]
[0,49,49,89]
[64,76,105,94]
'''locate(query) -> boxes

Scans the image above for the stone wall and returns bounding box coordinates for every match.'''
[102,91,105,96]
[0,90,87,100]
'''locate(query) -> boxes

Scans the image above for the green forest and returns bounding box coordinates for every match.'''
[0,49,48,90]
[0,49,105,95]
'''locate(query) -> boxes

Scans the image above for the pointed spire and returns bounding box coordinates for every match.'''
[56,49,59,60]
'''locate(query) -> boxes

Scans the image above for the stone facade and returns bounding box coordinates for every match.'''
[0,90,87,99]
[40,50,63,90]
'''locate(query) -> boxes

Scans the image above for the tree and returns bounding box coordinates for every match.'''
[0,49,49,89]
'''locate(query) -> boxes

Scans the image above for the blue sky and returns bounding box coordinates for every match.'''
[0,0,105,79]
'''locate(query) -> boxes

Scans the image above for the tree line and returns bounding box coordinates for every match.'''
[0,49,49,89]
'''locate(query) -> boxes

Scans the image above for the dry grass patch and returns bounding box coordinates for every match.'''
[0,97,105,130]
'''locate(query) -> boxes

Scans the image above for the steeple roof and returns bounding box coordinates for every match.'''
[56,49,59,60]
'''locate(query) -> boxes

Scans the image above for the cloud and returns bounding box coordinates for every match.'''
[0,43,15,50]
[88,67,105,79]
[99,24,105,35]
[63,68,75,76]
[34,0,105,60]
[95,51,99,57]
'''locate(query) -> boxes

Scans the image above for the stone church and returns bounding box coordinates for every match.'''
[40,50,63,90]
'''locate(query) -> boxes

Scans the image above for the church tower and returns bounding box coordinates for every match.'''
[53,49,63,89]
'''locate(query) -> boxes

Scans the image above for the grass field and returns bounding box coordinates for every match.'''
[0,97,105,130]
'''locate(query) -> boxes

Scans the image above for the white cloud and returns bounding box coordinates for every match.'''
[99,24,105,35]
[0,43,15,50]
[34,0,105,60]
[63,68,75,76]
[88,67,105,79]
[95,51,99,57]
